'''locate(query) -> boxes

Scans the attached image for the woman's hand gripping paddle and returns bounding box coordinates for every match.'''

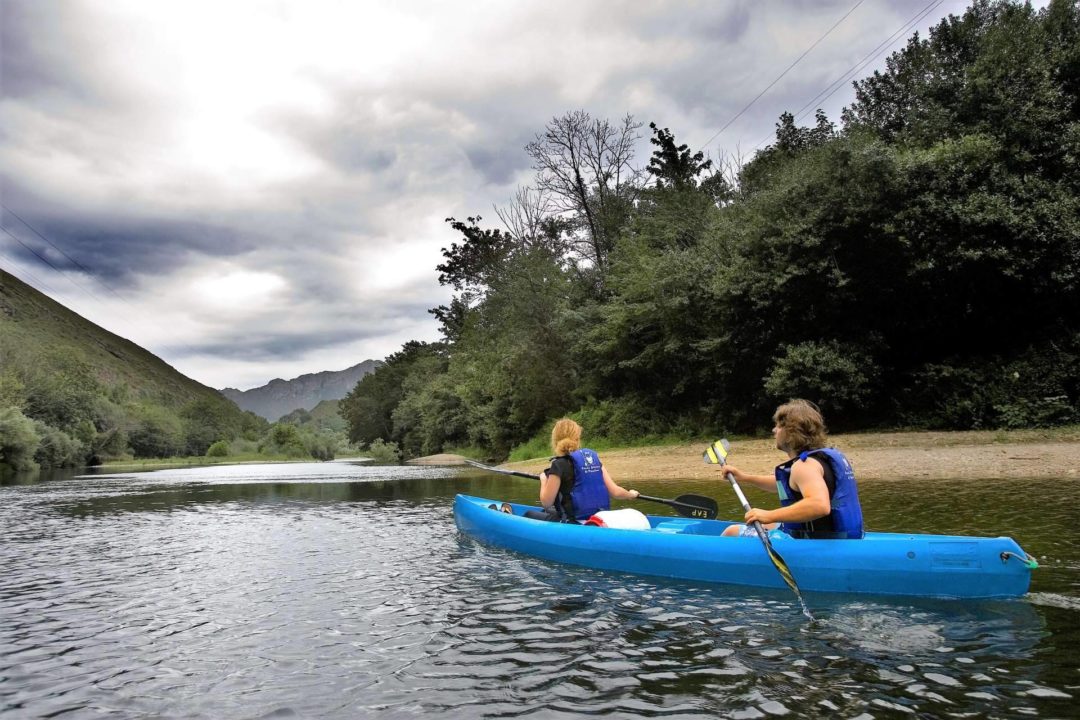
[464,459,718,520]
[704,439,814,620]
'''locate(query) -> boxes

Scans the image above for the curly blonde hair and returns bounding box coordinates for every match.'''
[551,418,583,456]
[773,399,828,453]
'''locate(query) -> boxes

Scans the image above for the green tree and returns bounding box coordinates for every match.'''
[763,341,879,416]
[0,372,26,409]
[21,361,100,432]
[32,421,86,468]
[365,438,401,464]
[341,341,444,448]
[128,406,185,458]
[445,245,576,454]
[261,422,308,458]
[180,396,246,455]
[0,406,41,474]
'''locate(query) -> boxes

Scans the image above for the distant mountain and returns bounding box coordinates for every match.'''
[221,360,380,421]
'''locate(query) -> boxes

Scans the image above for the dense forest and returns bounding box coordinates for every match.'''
[341,0,1080,459]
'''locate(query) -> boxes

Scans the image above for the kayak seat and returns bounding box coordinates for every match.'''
[653,519,703,535]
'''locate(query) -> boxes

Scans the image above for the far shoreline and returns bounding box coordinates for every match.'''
[89,455,372,472]
[77,427,1080,481]
[497,427,1080,482]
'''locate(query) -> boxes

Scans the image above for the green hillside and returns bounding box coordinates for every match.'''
[279,399,348,433]
[2,269,230,405]
[1,268,266,472]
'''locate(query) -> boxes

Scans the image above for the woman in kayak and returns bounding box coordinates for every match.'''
[529,418,639,522]
[720,399,864,539]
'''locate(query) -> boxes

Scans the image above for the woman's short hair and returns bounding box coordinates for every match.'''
[551,418,582,456]
[773,399,828,452]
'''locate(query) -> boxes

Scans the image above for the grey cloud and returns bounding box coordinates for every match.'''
[462,145,523,187]
[618,2,754,44]
[0,193,254,285]
[270,108,400,174]
[1,2,80,99]
[167,293,440,363]
[0,1,128,108]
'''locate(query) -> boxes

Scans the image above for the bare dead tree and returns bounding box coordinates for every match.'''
[493,185,554,249]
[713,144,750,204]
[525,111,644,268]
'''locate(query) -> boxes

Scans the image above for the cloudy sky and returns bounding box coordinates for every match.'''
[2,0,988,390]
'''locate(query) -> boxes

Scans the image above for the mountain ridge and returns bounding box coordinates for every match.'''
[221,360,380,421]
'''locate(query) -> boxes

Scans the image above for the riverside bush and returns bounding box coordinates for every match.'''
[0,406,41,473]
[365,438,400,464]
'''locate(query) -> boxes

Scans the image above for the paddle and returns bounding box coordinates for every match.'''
[463,459,718,520]
[636,493,718,520]
[704,439,813,619]
[464,458,537,479]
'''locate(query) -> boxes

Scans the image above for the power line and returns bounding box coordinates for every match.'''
[792,0,945,126]
[0,223,106,303]
[0,206,206,364]
[750,0,947,152]
[2,203,133,306]
[696,0,867,152]
[0,250,65,300]
[0,220,150,342]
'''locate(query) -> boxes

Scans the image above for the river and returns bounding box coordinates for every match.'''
[1,461,1076,718]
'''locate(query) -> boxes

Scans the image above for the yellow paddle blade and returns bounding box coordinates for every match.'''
[750,523,801,594]
[702,439,729,465]
[765,543,800,594]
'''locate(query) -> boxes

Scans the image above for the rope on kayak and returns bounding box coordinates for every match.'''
[1001,551,1039,569]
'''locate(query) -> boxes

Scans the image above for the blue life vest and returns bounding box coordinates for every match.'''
[560,448,609,521]
[774,447,864,539]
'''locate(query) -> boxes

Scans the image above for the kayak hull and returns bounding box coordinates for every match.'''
[453,494,1034,599]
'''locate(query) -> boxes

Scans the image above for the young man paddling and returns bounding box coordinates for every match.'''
[721,399,864,539]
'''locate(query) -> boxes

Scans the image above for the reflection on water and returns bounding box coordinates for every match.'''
[1,462,1076,719]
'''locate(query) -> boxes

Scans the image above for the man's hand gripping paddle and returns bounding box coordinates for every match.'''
[704,439,813,620]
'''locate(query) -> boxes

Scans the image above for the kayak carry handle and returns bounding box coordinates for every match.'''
[1000,551,1039,569]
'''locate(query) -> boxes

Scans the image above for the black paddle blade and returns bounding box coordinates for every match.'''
[673,494,718,519]
[637,493,718,519]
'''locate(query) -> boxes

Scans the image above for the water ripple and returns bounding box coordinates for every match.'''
[1,465,1078,718]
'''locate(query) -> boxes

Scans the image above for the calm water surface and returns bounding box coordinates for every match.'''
[1,461,1077,719]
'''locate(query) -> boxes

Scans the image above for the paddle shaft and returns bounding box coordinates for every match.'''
[725,471,770,537]
[725,471,755,514]
[727,476,814,620]
[465,460,716,519]
[464,459,536,479]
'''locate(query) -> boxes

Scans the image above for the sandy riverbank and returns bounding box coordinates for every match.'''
[497,428,1080,482]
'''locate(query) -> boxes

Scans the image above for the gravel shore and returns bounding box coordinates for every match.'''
[501,428,1080,482]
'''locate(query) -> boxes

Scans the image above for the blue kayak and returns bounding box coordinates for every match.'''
[453,494,1035,599]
